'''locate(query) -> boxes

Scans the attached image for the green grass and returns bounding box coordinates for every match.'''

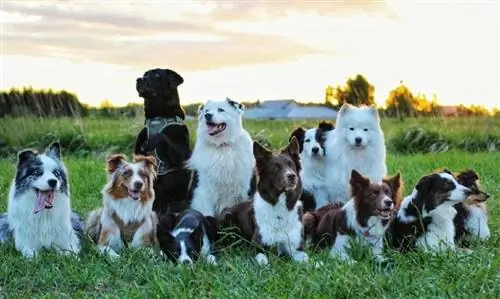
[0,118,500,298]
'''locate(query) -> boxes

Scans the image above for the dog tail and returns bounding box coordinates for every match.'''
[0,213,13,244]
[85,209,103,244]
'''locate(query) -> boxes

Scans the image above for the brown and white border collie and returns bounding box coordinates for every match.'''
[85,154,158,257]
[218,137,308,266]
[306,169,402,263]
[390,170,472,253]
[452,169,490,246]
[156,209,219,265]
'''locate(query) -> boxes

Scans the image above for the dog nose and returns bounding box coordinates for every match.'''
[47,179,57,188]
[355,137,363,145]
[134,181,143,190]
[287,173,297,182]
[383,198,393,207]
[312,147,319,154]
[204,113,213,122]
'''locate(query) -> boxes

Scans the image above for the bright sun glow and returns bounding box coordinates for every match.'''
[0,1,498,108]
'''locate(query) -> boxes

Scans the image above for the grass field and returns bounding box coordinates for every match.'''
[0,117,499,298]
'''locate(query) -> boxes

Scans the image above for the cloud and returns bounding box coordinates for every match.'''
[1,0,390,71]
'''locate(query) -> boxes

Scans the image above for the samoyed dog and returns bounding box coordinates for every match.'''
[325,104,387,204]
[188,98,256,217]
[1,142,82,258]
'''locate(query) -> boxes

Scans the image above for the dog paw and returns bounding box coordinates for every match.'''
[292,251,309,263]
[21,248,36,259]
[206,254,218,266]
[255,253,269,266]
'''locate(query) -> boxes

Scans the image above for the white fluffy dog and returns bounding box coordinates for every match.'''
[325,104,387,204]
[6,142,81,258]
[188,98,255,217]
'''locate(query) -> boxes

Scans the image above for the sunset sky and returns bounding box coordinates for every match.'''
[1,0,499,108]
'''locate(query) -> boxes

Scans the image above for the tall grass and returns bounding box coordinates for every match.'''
[0,116,498,157]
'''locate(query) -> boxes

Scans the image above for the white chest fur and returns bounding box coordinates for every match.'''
[253,193,303,250]
[189,131,254,216]
[465,205,490,241]
[418,204,457,251]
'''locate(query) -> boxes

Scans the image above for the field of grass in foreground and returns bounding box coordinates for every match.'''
[0,150,499,298]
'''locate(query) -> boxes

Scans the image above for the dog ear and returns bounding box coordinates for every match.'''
[253,141,272,161]
[46,142,61,161]
[282,136,300,157]
[17,149,37,166]
[384,172,403,203]
[457,169,479,186]
[157,212,179,232]
[166,69,184,87]
[226,98,245,114]
[289,127,305,152]
[318,121,334,132]
[134,155,157,174]
[367,105,380,121]
[106,154,127,174]
[442,168,453,175]
[415,174,437,193]
[197,103,204,115]
[338,103,353,117]
[349,169,370,195]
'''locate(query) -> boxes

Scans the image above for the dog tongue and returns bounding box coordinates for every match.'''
[206,124,218,134]
[33,190,54,214]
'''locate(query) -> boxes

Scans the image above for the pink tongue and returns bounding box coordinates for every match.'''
[33,191,54,214]
[207,124,218,134]
[34,192,47,214]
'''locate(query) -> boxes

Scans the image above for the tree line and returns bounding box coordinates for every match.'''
[324,75,494,119]
[0,84,496,119]
[0,87,87,117]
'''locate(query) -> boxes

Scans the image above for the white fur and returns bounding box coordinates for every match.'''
[464,205,490,242]
[253,192,308,264]
[397,189,419,223]
[300,128,330,209]
[325,105,387,204]
[330,200,390,262]
[189,99,254,217]
[7,156,80,259]
[96,160,156,257]
[417,203,457,252]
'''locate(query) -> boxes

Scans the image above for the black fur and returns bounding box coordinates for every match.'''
[135,68,193,215]
[156,209,218,263]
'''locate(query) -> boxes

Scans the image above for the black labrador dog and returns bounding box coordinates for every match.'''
[135,68,193,215]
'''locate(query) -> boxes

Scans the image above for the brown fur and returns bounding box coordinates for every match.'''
[85,154,158,252]
[312,170,402,250]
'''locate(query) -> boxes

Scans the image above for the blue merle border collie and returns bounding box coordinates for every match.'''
[289,121,335,212]
[0,142,83,258]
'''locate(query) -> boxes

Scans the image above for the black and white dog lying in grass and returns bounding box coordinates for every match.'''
[156,209,218,265]
[389,170,472,253]
[0,142,83,258]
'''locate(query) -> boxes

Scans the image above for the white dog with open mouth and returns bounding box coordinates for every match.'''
[188,98,255,217]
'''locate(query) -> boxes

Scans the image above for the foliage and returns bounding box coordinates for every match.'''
[326,74,375,108]
[0,86,87,117]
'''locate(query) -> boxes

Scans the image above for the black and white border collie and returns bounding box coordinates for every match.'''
[304,169,401,262]
[4,142,81,258]
[188,98,256,217]
[218,137,308,266]
[157,209,218,265]
[289,121,335,211]
[452,169,491,246]
[390,170,472,253]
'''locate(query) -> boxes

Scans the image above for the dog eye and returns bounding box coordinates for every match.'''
[139,171,146,178]
[363,128,368,132]
[123,170,132,177]
[304,139,310,143]
[349,127,354,131]
[218,108,225,112]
